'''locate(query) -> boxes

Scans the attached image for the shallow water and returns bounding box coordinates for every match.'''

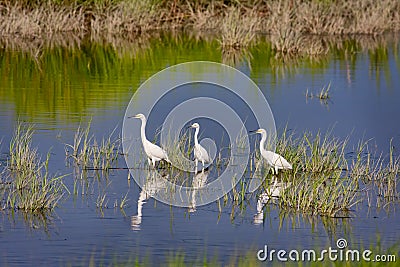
[0,34,399,265]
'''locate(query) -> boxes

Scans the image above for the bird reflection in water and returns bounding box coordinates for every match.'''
[253,176,287,225]
[131,169,169,231]
[188,169,209,213]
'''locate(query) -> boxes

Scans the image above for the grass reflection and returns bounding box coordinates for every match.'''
[0,33,398,123]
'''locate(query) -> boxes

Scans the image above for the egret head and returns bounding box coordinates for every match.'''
[255,128,266,135]
[129,113,146,120]
[190,123,200,129]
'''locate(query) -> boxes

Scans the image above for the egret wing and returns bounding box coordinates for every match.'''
[271,153,292,169]
[145,140,168,160]
[195,144,211,163]
[262,151,292,169]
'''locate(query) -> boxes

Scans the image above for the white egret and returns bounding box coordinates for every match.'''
[253,128,292,174]
[130,113,170,167]
[190,123,211,169]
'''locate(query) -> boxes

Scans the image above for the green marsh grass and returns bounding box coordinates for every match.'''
[161,125,193,172]
[276,172,359,216]
[108,120,399,219]
[4,123,66,212]
[65,121,120,171]
[267,128,349,175]
[96,191,108,209]
[64,121,120,212]
[252,129,399,217]
[118,191,130,209]
[306,83,332,102]
[153,124,398,217]
[355,141,400,208]
[66,117,399,218]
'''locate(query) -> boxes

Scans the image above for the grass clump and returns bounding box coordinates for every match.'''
[219,7,258,49]
[273,128,348,175]
[306,83,331,101]
[160,126,193,172]
[0,1,86,38]
[90,0,161,37]
[65,120,120,171]
[3,123,65,212]
[354,141,400,208]
[277,172,359,216]
[254,129,399,217]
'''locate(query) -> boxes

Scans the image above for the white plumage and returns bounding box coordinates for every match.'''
[254,128,292,174]
[190,123,211,169]
[131,113,170,167]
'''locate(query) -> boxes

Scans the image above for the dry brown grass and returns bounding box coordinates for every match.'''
[258,0,400,53]
[0,0,399,56]
[259,0,400,35]
[0,2,86,38]
[1,0,399,39]
[218,7,259,48]
[90,0,162,37]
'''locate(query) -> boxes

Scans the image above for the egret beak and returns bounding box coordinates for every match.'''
[128,114,140,119]
[249,129,262,134]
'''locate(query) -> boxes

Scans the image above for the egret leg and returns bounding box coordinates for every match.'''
[195,159,198,170]
[255,160,262,173]
[201,160,205,170]
[152,158,156,168]
[269,167,279,176]
[147,158,151,168]
[271,176,278,188]
[268,167,274,175]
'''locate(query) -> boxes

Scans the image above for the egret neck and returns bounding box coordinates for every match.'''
[139,116,147,147]
[194,127,200,147]
[259,130,267,154]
